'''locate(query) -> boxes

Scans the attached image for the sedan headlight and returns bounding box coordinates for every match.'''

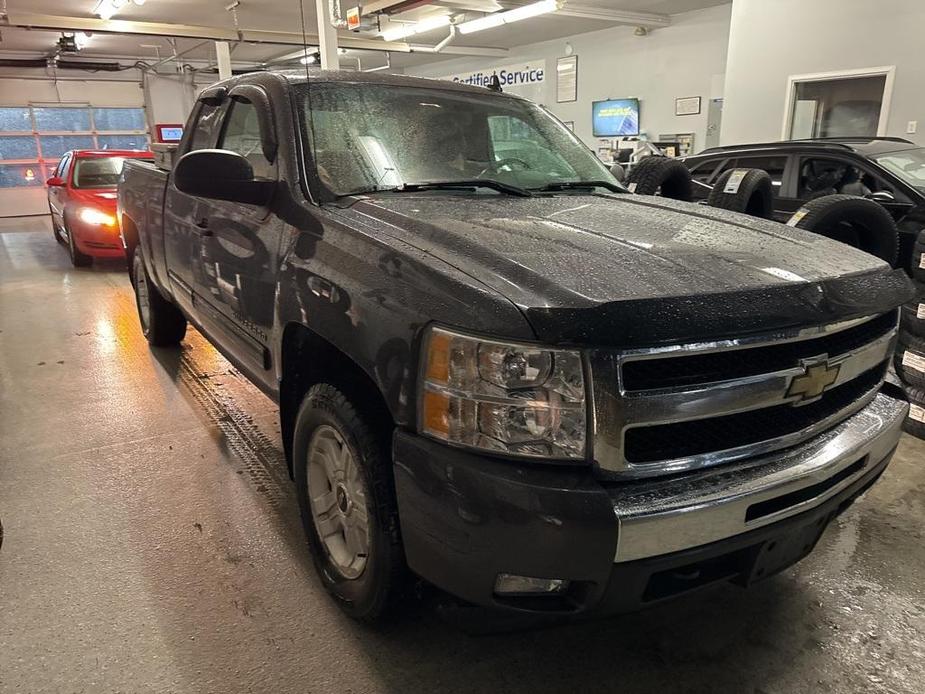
[419,327,587,460]
[78,207,117,227]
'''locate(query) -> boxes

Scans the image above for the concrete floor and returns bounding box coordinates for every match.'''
[0,216,923,694]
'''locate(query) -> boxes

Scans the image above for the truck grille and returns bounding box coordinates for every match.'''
[623,362,886,463]
[590,311,899,476]
[622,310,896,391]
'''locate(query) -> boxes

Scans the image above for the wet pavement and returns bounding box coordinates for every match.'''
[1,217,923,694]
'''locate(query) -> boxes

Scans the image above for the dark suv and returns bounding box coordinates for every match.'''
[682,138,925,271]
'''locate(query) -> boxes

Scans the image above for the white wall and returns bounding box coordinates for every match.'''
[722,0,925,146]
[405,4,731,153]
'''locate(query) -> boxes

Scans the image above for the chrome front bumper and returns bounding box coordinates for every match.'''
[612,390,907,562]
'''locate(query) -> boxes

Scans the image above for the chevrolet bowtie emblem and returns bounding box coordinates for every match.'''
[786,357,841,404]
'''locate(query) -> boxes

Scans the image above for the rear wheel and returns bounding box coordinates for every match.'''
[132,251,187,346]
[293,383,404,621]
[65,216,92,267]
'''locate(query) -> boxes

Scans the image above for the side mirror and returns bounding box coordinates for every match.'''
[609,162,626,183]
[866,190,895,203]
[173,149,273,206]
[46,176,65,187]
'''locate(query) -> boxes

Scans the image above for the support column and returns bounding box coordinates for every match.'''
[314,0,340,69]
[215,41,232,80]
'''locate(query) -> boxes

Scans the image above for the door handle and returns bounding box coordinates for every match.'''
[194,218,213,236]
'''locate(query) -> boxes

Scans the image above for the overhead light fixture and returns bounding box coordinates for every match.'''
[93,0,146,21]
[300,51,321,65]
[457,0,560,35]
[380,14,452,42]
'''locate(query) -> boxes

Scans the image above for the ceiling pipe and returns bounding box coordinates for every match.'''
[432,24,458,53]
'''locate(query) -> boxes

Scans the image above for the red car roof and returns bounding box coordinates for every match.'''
[71,149,153,158]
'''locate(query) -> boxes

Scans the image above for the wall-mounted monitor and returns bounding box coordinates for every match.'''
[592,98,640,137]
[155,123,184,143]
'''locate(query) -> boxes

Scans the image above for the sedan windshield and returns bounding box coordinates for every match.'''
[297,82,618,196]
[871,147,925,192]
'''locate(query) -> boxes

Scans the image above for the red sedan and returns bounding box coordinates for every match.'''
[46,149,153,267]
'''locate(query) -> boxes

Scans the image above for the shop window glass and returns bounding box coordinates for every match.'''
[790,75,886,139]
[93,108,146,131]
[33,107,92,132]
[0,107,32,132]
[0,163,43,188]
[40,135,95,158]
[0,136,39,160]
[97,134,149,150]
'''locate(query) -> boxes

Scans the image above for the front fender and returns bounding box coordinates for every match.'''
[273,208,534,427]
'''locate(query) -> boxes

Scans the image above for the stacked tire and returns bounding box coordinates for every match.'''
[897,229,925,439]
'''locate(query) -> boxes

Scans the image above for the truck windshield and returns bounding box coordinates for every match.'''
[871,147,925,192]
[297,82,618,197]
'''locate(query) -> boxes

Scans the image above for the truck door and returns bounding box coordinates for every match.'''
[163,90,227,315]
[189,87,282,391]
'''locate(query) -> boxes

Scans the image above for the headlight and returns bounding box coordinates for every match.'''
[419,326,587,460]
[78,207,116,226]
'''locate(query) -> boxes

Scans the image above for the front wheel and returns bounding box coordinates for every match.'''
[132,251,187,346]
[65,217,92,267]
[293,384,404,621]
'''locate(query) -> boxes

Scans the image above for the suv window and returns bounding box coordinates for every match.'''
[713,155,786,190]
[797,157,886,199]
[218,99,273,179]
[187,100,223,152]
[688,159,720,184]
[487,115,575,177]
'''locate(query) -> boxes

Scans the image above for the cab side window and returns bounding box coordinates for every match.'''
[187,101,223,152]
[218,99,274,180]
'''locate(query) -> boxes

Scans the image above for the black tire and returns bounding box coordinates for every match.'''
[626,156,693,201]
[902,386,925,439]
[65,216,92,267]
[900,283,925,337]
[293,384,404,621]
[131,251,187,346]
[912,229,925,282]
[49,204,65,245]
[787,194,899,266]
[894,331,925,388]
[707,168,774,219]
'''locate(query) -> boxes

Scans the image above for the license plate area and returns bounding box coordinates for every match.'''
[741,511,833,584]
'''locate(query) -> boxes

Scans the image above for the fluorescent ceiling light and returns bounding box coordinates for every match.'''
[93,0,144,21]
[457,0,560,35]
[380,14,451,42]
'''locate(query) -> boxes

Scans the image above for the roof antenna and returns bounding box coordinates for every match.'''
[487,73,502,92]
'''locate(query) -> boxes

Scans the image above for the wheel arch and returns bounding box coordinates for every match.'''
[279,322,397,478]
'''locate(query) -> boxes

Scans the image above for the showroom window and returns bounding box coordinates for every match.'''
[785,69,893,139]
[0,105,147,188]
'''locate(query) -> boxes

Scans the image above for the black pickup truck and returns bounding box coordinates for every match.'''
[119,70,913,621]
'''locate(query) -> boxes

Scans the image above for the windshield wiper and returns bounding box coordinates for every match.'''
[396,180,533,197]
[533,180,624,193]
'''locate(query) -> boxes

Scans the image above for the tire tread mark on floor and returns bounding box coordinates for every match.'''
[175,349,293,508]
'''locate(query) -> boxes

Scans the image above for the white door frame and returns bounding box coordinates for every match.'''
[781,65,896,139]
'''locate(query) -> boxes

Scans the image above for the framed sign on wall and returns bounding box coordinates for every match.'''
[675,96,702,116]
[557,55,578,103]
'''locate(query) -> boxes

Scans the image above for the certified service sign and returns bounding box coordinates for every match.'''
[443,61,546,90]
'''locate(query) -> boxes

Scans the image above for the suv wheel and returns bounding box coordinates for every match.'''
[293,383,404,621]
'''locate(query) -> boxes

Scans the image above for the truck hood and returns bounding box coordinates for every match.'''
[346,192,912,346]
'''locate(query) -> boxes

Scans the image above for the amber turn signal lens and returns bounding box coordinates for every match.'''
[425,330,451,384]
[422,390,450,437]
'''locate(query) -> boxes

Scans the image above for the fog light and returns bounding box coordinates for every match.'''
[494,573,569,596]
